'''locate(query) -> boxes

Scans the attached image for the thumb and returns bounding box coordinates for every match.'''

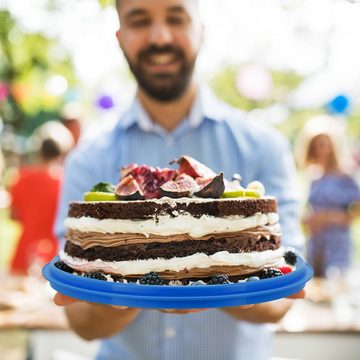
[54,292,78,306]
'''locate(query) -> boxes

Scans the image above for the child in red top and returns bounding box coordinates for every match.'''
[9,121,74,274]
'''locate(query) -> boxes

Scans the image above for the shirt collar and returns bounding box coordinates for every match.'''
[118,85,225,133]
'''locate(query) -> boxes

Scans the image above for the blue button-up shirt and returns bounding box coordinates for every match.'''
[55,86,303,360]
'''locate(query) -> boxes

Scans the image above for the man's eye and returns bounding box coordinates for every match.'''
[129,19,151,28]
[167,16,188,25]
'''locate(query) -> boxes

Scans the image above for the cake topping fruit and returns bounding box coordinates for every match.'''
[139,271,165,285]
[84,191,118,201]
[221,189,261,199]
[208,274,230,285]
[90,182,115,193]
[84,182,117,201]
[118,165,177,199]
[115,175,145,200]
[85,155,265,201]
[159,173,198,198]
[231,174,242,183]
[259,268,283,279]
[83,272,107,281]
[279,266,293,275]
[54,260,74,273]
[171,155,216,179]
[194,173,225,198]
[284,250,297,266]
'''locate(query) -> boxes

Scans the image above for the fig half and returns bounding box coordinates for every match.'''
[171,156,216,179]
[159,174,198,198]
[115,175,144,200]
[194,173,225,198]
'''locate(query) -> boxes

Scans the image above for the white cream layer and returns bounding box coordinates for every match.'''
[60,248,285,275]
[65,212,279,238]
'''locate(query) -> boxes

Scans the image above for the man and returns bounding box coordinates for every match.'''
[54,1,304,359]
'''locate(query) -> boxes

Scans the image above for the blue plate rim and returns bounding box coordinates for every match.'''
[42,255,313,308]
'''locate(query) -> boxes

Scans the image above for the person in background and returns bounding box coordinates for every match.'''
[0,147,4,185]
[9,121,73,275]
[295,115,360,277]
[54,1,304,359]
[60,102,84,146]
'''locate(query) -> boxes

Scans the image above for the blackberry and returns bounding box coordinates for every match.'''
[83,272,107,281]
[139,272,164,285]
[54,260,73,273]
[284,251,297,266]
[259,268,283,279]
[208,274,230,285]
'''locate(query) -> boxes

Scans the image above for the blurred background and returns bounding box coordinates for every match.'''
[1,0,360,359]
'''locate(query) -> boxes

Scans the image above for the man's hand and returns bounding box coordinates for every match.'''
[54,288,305,314]
[54,292,129,309]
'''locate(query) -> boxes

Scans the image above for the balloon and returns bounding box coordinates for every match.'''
[64,88,80,102]
[96,94,114,110]
[325,94,350,115]
[11,83,32,103]
[236,65,273,101]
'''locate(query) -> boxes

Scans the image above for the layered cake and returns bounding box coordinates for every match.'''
[57,156,297,285]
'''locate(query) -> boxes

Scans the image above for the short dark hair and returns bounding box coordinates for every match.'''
[40,138,62,161]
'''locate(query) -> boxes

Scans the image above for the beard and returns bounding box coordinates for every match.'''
[124,45,196,102]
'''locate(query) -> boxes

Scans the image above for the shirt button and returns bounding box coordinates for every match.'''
[164,326,176,338]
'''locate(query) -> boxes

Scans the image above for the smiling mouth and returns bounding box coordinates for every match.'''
[146,53,179,66]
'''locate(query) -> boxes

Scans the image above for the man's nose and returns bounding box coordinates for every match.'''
[148,23,174,46]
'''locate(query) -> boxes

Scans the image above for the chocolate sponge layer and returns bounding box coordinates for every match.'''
[68,197,277,220]
[64,234,280,262]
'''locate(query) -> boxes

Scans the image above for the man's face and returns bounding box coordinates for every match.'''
[116,0,203,102]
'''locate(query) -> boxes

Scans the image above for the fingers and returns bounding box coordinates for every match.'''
[54,292,78,306]
[238,304,254,309]
[112,305,129,310]
[287,289,306,299]
[160,308,209,314]
[54,293,130,309]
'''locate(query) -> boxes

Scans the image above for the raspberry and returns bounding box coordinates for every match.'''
[83,272,107,281]
[279,266,293,275]
[259,268,283,279]
[284,251,297,266]
[139,272,164,285]
[208,274,230,285]
[54,260,73,273]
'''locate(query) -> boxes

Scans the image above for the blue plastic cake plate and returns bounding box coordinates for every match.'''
[42,256,313,309]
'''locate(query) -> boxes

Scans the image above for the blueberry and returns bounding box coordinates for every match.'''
[246,276,260,282]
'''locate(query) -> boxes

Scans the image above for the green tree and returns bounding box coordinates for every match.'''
[0,9,76,135]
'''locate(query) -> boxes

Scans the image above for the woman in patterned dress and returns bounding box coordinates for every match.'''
[296,115,360,277]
